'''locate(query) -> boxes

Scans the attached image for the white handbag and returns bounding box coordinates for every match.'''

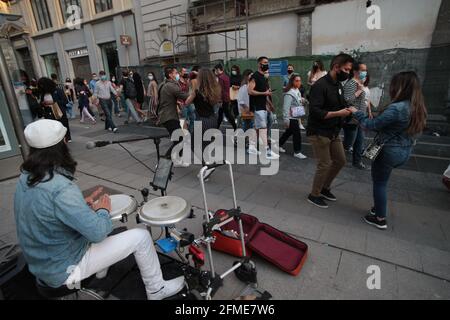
[290,106,305,118]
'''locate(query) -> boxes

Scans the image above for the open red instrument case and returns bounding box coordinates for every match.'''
[211,210,308,276]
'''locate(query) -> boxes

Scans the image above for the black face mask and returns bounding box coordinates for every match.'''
[287,70,294,75]
[260,63,269,72]
[337,70,350,82]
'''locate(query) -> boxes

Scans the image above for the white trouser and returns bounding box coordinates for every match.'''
[65,228,164,299]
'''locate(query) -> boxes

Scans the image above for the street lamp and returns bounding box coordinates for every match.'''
[0,12,29,158]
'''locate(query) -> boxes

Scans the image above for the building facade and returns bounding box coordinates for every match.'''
[133,0,449,125]
[5,0,140,82]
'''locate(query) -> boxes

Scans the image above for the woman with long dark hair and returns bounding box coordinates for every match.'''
[349,71,427,229]
[230,65,242,118]
[74,77,96,124]
[15,120,185,299]
[307,60,327,86]
[37,77,72,142]
[279,74,307,160]
[132,72,147,121]
[188,68,222,179]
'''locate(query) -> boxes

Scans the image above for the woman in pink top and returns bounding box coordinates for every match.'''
[307,60,328,86]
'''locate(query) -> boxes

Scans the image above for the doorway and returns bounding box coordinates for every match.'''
[100,42,119,79]
[71,56,92,81]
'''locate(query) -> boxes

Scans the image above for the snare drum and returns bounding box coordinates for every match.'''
[138,196,190,227]
[109,194,138,223]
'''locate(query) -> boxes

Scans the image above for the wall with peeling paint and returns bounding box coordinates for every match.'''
[312,0,442,55]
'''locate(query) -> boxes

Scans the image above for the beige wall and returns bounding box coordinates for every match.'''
[312,0,442,55]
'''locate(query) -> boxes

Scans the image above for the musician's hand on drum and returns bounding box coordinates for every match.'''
[85,187,104,207]
[92,194,111,213]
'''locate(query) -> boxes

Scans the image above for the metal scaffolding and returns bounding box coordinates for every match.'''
[184,0,249,62]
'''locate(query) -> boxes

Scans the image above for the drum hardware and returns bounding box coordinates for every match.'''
[195,161,258,300]
[107,194,138,224]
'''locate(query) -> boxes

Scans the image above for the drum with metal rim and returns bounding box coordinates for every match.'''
[108,194,138,223]
[138,196,190,226]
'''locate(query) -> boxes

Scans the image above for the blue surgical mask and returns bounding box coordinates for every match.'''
[360,71,368,81]
[175,74,180,82]
[101,75,108,81]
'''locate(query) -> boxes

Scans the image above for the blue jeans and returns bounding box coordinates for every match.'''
[182,104,196,131]
[125,98,141,123]
[343,124,365,165]
[371,146,411,218]
[112,97,120,114]
[99,98,116,130]
[241,118,254,132]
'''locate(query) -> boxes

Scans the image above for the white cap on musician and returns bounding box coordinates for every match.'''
[24,119,67,149]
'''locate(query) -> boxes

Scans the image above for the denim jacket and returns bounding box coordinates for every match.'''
[354,100,414,147]
[14,169,113,287]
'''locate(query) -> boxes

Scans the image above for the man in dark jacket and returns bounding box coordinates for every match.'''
[306,53,354,209]
[158,66,194,163]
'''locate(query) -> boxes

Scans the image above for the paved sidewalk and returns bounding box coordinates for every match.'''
[1,117,450,300]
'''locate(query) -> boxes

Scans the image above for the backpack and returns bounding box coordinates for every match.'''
[124,79,137,99]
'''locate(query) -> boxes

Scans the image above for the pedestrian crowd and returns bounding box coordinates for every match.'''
[22,52,428,230]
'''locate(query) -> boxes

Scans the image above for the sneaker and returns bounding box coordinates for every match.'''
[247,145,261,155]
[363,215,387,230]
[148,276,185,300]
[369,207,376,216]
[266,150,280,160]
[294,152,307,160]
[108,128,112,131]
[320,189,337,202]
[278,146,286,153]
[307,194,329,209]
[300,123,306,130]
[113,128,118,133]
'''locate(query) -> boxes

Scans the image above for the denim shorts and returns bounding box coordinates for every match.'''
[254,110,268,129]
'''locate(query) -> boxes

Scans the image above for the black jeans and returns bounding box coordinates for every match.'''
[99,98,117,130]
[280,119,302,154]
[190,114,218,166]
[217,101,237,130]
[163,119,183,158]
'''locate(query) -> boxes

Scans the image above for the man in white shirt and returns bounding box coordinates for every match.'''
[94,71,118,133]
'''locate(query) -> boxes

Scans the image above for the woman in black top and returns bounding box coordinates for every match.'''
[188,68,221,168]
[230,65,242,118]
[132,72,147,120]
[37,77,72,141]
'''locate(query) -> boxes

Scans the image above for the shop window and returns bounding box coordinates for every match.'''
[30,0,53,31]
[43,54,61,81]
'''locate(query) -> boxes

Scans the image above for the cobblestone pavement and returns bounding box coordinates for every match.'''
[1,117,449,300]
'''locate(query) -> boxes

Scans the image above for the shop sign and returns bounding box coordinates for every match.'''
[120,35,132,46]
[68,48,89,58]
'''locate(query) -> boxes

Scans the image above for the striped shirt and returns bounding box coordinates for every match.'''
[343,79,366,111]
[94,80,117,100]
